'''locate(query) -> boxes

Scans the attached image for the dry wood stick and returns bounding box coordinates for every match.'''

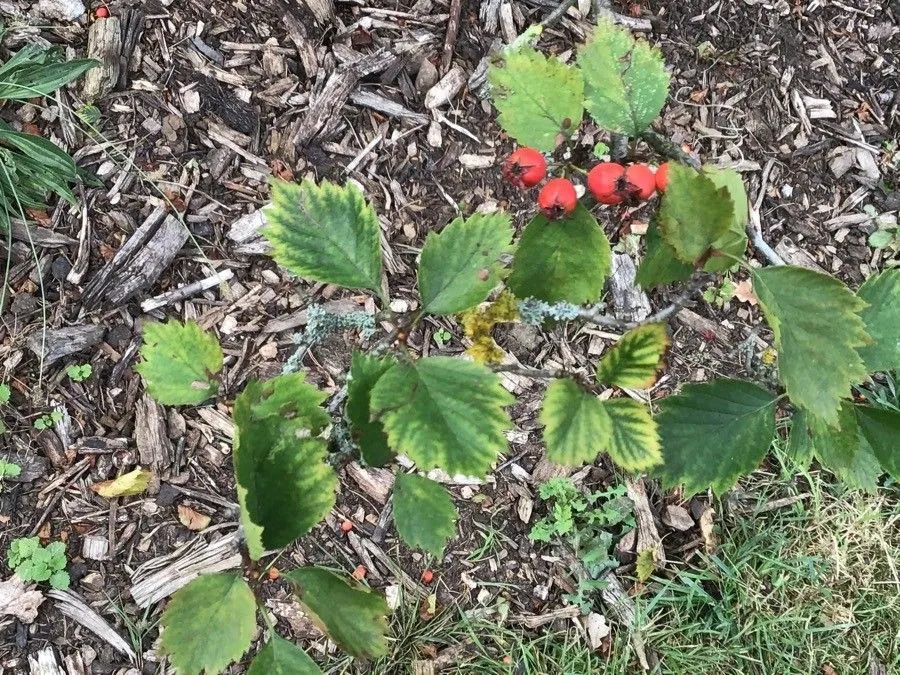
[441,0,464,75]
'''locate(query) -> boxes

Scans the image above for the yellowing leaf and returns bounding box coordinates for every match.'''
[635,548,656,582]
[596,323,669,389]
[90,468,152,498]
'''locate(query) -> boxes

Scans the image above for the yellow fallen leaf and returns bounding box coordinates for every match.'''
[91,468,152,498]
[177,504,211,531]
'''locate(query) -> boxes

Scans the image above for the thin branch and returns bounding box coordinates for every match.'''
[541,0,579,28]
[748,159,785,266]
[577,276,707,331]
[491,363,567,379]
[440,0,463,74]
[640,130,701,169]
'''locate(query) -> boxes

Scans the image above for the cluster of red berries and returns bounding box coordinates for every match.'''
[501,147,671,220]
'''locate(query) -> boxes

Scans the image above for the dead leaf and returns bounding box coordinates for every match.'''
[699,506,717,553]
[177,504,211,531]
[732,279,758,306]
[91,468,152,498]
[0,575,45,623]
[661,504,694,531]
[585,613,610,649]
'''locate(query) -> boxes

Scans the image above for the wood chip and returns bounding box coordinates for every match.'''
[345,462,394,504]
[661,504,694,531]
[26,325,105,365]
[82,17,122,101]
[0,575,44,623]
[48,590,136,661]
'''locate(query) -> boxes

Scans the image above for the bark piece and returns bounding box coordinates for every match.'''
[82,17,122,101]
[661,504,694,531]
[26,325,105,365]
[82,535,109,561]
[0,575,44,623]
[48,590,136,661]
[135,394,172,491]
[82,211,188,309]
[425,65,466,108]
[345,462,394,504]
[626,478,665,568]
[774,236,826,272]
[609,254,651,323]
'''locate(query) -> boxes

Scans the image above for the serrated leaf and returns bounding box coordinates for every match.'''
[248,635,323,675]
[808,404,881,491]
[541,380,658,470]
[786,409,814,468]
[753,266,869,425]
[636,218,693,289]
[419,212,513,315]
[264,179,383,295]
[577,20,670,136]
[507,205,611,304]
[287,567,390,659]
[656,379,778,495]
[658,164,734,264]
[234,375,337,559]
[487,47,584,151]
[602,397,662,471]
[393,473,458,557]
[853,405,899,480]
[136,321,223,405]
[370,357,513,477]
[703,166,748,272]
[49,570,70,590]
[856,270,900,372]
[635,548,656,582]
[90,468,152,499]
[596,323,669,388]
[159,573,257,675]
[346,352,394,467]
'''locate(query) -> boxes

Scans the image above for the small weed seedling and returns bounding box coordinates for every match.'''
[702,277,736,308]
[530,478,633,612]
[7,537,70,589]
[0,458,21,487]
[432,328,452,348]
[66,363,93,382]
[33,410,62,430]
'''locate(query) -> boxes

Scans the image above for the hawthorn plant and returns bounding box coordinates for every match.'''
[134,20,898,674]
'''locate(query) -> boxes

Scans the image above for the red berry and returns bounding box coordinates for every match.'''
[340,520,353,533]
[421,569,434,584]
[502,148,547,189]
[624,163,656,200]
[537,178,577,219]
[94,5,110,17]
[587,162,626,205]
[655,163,670,192]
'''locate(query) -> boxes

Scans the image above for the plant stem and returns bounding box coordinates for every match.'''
[491,363,567,379]
[575,276,707,331]
[541,0,579,27]
[639,130,701,169]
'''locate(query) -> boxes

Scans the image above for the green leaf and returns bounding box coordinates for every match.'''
[808,404,881,491]
[419,212,513,315]
[49,570,70,590]
[346,352,395,467]
[136,321,223,406]
[853,405,900,480]
[507,205,611,304]
[596,323,669,388]
[287,567,390,659]
[0,383,10,404]
[602,397,662,472]
[0,49,97,101]
[248,635,323,675]
[577,19,670,136]
[487,47,584,152]
[234,375,337,559]
[159,574,257,675]
[703,166,748,272]
[370,357,513,477]
[753,266,869,425]
[541,380,659,470]
[856,270,900,372]
[264,179,383,296]
[393,473,458,557]
[656,380,778,495]
[658,164,734,264]
[786,409,814,468]
[636,218,693,289]
[635,548,656,582]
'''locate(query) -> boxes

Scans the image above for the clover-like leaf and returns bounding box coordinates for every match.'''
[90,467,152,499]
[418,212,513,315]
[636,218,693,289]
[703,166,748,272]
[657,163,734,264]
[853,405,899,481]
[596,323,669,389]
[159,573,257,675]
[488,47,584,151]
[287,567,390,659]
[808,404,881,491]
[234,375,337,560]
[393,473,458,557]
[248,635,323,675]
[856,269,899,373]
[370,357,513,477]
[264,179,383,296]
[753,266,869,425]
[577,19,669,136]
[656,379,778,495]
[346,352,395,467]
[507,205,611,304]
[136,321,223,405]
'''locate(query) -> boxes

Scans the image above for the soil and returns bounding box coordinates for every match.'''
[0,0,896,672]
